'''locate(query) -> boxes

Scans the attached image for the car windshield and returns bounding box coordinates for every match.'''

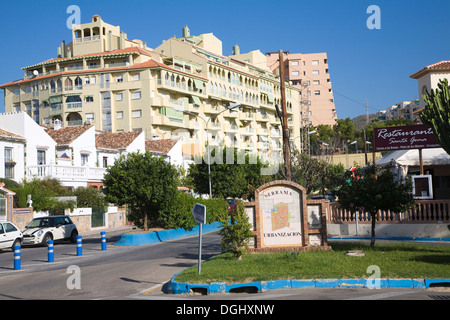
[26,218,53,228]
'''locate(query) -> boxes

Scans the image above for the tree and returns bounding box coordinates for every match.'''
[218,201,254,260]
[188,147,269,200]
[336,163,414,248]
[421,78,450,155]
[103,151,179,231]
[12,178,74,212]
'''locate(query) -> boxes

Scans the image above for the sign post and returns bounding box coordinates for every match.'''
[192,203,206,274]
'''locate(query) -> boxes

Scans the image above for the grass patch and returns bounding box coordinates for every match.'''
[175,242,450,284]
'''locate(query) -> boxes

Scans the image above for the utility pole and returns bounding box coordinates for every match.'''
[278,50,291,181]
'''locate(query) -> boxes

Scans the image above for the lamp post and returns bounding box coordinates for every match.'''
[172,102,241,198]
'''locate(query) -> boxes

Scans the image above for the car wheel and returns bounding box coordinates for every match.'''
[41,233,53,247]
[11,238,21,251]
[70,230,78,243]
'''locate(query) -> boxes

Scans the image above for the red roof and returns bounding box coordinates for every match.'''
[410,60,450,79]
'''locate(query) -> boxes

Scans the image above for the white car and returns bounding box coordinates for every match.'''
[22,216,78,246]
[0,222,23,251]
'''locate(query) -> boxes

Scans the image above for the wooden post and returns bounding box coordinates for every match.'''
[419,148,424,175]
[278,50,291,181]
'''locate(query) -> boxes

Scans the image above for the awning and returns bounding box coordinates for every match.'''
[193,79,204,90]
[267,94,274,103]
[191,95,202,105]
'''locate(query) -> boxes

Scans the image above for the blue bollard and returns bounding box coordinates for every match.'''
[48,240,54,262]
[76,235,82,256]
[101,231,107,251]
[14,245,21,270]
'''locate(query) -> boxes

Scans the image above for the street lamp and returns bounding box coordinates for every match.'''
[172,102,241,198]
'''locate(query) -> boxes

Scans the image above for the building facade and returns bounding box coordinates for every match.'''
[410,60,450,116]
[0,16,303,164]
[265,51,337,127]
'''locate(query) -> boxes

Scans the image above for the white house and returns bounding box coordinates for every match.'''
[0,112,56,182]
[410,60,450,112]
[0,128,26,183]
[145,138,192,171]
[95,130,146,169]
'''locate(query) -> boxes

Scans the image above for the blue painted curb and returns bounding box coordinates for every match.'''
[329,236,450,242]
[114,222,222,246]
[166,276,450,295]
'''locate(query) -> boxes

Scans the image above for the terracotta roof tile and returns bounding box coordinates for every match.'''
[45,125,92,146]
[410,60,450,78]
[145,139,179,155]
[0,129,25,141]
[95,131,141,150]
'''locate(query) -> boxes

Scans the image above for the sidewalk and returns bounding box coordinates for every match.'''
[80,225,137,238]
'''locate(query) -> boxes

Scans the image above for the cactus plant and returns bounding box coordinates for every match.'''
[420,78,450,155]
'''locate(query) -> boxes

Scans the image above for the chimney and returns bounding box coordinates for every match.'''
[61,41,66,58]
[57,45,62,58]
[182,25,190,38]
[233,43,240,55]
[54,119,62,130]
[119,31,125,50]
[108,30,112,51]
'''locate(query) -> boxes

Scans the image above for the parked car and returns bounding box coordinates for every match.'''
[0,222,23,251]
[22,216,78,246]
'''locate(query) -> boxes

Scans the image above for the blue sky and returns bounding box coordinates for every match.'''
[1,0,449,120]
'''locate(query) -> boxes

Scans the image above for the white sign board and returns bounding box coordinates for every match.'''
[192,203,206,225]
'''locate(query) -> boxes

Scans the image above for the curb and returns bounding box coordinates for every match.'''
[329,236,450,242]
[166,274,450,295]
[114,222,222,246]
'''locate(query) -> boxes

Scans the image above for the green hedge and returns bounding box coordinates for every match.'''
[158,191,229,230]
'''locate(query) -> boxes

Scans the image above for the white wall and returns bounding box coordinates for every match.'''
[0,112,56,169]
[70,126,97,167]
[0,140,25,182]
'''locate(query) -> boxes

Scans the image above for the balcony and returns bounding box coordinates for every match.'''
[27,164,107,183]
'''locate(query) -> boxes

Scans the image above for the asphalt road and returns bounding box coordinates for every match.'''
[0,231,449,303]
[0,230,222,300]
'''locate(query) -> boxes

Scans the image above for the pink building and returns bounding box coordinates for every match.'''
[266,51,337,127]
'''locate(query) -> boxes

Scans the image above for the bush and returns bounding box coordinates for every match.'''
[158,191,229,230]
[218,201,254,260]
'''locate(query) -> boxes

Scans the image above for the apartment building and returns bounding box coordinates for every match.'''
[0,16,302,163]
[376,99,421,123]
[266,51,337,127]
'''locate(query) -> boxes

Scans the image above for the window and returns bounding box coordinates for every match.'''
[116,111,123,119]
[85,96,94,103]
[313,80,320,85]
[103,157,108,168]
[37,150,46,165]
[116,75,123,83]
[116,93,123,101]
[131,91,141,100]
[291,71,299,76]
[312,60,319,65]
[81,154,89,166]
[312,70,319,75]
[90,76,96,84]
[291,61,299,66]
[85,77,90,85]
[132,110,142,118]
[314,90,321,95]
[4,147,14,178]
[86,113,94,123]
[131,74,140,81]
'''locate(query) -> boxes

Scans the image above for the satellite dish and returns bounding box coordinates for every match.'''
[33,70,39,76]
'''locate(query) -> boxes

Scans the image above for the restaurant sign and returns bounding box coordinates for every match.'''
[373,125,440,152]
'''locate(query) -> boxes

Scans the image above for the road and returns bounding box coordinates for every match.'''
[0,230,222,300]
[0,231,448,302]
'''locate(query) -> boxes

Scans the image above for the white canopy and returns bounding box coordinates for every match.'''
[377,148,450,167]
[377,148,450,180]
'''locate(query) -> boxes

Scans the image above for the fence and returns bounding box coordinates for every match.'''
[328,200,450,224]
